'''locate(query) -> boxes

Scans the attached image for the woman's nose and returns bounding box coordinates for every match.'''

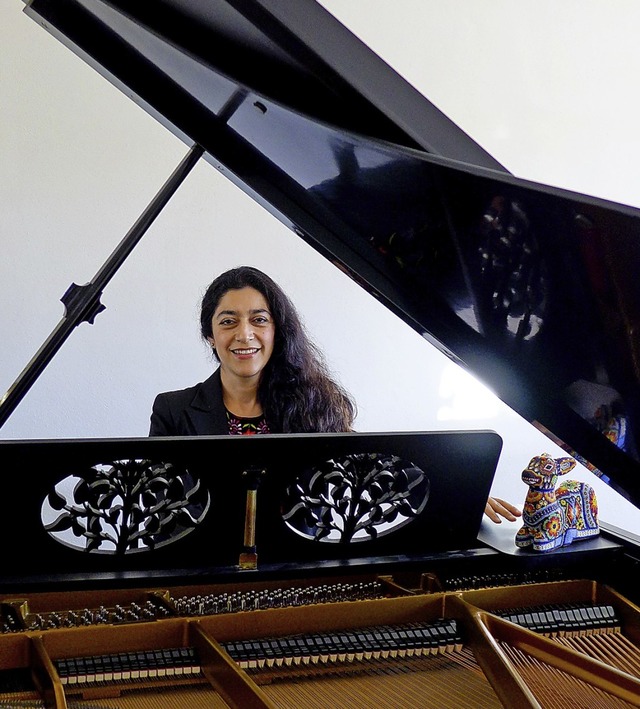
[235,323,254,342]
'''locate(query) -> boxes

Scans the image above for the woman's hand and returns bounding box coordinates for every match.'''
[484,496,522,524]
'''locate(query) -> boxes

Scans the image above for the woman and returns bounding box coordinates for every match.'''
[149,265,355,437]
[149,266,519,523]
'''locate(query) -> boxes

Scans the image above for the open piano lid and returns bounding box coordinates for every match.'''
[21,0,640,508]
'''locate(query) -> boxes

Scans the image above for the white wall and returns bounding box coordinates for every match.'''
[320,0,640,208]
[2,1,640,533]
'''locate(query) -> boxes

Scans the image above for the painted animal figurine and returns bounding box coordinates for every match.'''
[515,453,599,552]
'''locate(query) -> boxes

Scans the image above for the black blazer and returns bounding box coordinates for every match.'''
[149,370,229,436]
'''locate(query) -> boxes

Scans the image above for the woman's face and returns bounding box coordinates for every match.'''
[208,286,275,384]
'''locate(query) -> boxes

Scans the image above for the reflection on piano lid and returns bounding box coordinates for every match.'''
[15,1,640,507]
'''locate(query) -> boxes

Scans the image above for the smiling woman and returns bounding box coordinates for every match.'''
[149,266,521,524]
[148,266,357,436]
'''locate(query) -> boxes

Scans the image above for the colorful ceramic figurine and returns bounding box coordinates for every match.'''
[515,453,599,552]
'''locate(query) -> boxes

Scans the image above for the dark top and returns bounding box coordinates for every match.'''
[149,369,270,436]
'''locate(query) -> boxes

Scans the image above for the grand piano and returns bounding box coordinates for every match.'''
[3,1,640,707]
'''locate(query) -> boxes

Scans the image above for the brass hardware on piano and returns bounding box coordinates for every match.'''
[239,468,266,570]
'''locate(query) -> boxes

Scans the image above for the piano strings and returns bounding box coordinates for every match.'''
[2,581,640,708]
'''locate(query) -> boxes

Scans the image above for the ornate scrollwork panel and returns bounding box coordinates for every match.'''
[281,452,430,543]
[42,459,210,554]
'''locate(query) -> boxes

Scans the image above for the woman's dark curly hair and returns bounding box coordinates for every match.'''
[200,266,356,433]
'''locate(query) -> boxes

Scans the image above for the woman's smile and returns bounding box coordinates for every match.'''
[231,346,261,357]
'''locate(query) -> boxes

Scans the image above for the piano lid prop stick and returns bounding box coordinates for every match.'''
[239,468,265,570]
[0,142,204,429]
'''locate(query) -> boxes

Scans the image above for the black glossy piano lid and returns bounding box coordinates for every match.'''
[0,430,502,587]
[21,0,640,507]
[23,0,504,170]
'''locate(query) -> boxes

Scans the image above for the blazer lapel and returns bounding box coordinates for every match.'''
[185,370,228,435]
